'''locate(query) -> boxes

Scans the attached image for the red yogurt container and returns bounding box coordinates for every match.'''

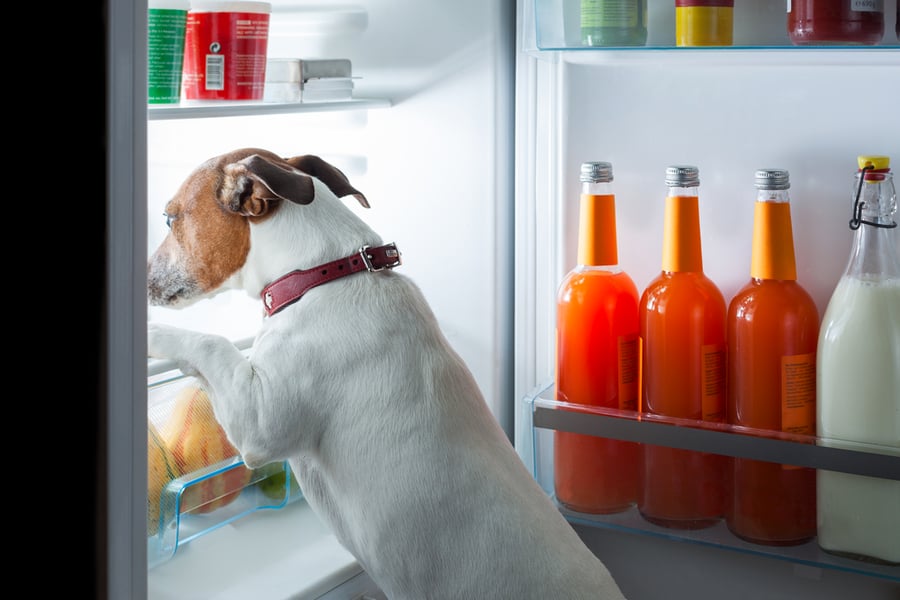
[182,1,271,101]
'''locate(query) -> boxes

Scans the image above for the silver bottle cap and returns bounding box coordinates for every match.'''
[665,165,700,187]
[581,161,613,183]
[755,168,790,190]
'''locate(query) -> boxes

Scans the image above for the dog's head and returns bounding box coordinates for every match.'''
[147,148,369,307]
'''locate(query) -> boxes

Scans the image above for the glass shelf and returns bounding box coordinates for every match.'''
[527,0,900,53]
[148,97,391,121]
[521,382,900,582]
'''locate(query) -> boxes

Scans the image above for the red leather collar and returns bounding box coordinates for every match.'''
[261,243,401,316]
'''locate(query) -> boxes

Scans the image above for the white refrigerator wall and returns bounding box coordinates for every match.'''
[513,2,900,599]
[516,53,900,400]
[148,0,515,433]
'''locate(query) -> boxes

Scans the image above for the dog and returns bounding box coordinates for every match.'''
[147,148,627,600]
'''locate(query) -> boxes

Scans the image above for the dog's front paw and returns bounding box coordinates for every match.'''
[147,322,187,360]
[147,322,236,382]
[147,323,204,379]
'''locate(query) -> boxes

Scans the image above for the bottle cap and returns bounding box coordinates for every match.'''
[665,165,700,187]
[754,168,790,190]
[858,155,890,171]
[581,161,613,183]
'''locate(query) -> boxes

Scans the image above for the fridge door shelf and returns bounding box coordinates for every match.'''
[521,382,900,582]
[148,97,391,121]
[148,363,302,568]
[527,0,900,52]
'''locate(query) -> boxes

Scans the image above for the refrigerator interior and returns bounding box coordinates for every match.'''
[123,0,517,598]
[101,0,900,597]
[513,0,900,598]
[147,0,515,431]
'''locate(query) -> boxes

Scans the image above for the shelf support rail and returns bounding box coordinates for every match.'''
[532,403,900,481]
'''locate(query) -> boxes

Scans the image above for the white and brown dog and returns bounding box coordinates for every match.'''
[147,148,627,600]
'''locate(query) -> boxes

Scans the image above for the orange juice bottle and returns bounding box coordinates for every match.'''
[638,165,726,529]
[726,169,819,546]
[554,161,641,514]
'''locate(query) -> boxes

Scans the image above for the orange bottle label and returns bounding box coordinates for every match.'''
[578,194,618,266]
[701,343,725,422]
[750,202,797,281]
[781,352,816,470]
[781,353,815,435]
[617,334,641,411]
[661,195,704,273]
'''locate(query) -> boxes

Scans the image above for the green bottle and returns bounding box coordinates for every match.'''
[581,0,648,47]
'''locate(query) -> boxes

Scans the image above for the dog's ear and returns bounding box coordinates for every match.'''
[285,154,370,208]
[219,154,318,217]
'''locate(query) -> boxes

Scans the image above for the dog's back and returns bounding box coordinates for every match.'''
[274,270,625,599]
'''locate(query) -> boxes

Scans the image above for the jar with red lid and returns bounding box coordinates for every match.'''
[787,0,884,45]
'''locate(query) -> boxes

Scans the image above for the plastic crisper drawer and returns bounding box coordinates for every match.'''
[147,366,302,568]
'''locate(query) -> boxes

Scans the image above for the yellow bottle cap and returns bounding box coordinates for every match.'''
[858,155,890,170]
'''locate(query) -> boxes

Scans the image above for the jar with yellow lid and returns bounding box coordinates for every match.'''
[675,0,734,47]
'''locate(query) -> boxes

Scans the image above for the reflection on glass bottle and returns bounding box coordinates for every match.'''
[581,0,648,47]
[817,155,900,565]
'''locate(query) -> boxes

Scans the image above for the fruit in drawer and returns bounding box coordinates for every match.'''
[147,422,180,536]
[256,465,301,501]
[161,384,251,514]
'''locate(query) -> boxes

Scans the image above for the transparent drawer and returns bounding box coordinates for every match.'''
[527,0,900,51]
[147,368,302,568]
[520,382,900,582]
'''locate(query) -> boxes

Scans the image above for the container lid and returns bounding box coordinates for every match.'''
[149,0,190,9]
[754,168,790,190]
[580,161,613,183]
[665,165,699,187]
[675,0,734,6]
[189,1,271,13]
[266,58,301,82]
[858,155,890,170]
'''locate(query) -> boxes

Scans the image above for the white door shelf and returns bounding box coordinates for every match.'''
[148,98,391,121]
[520,382,900,583]
[526,0,900,52]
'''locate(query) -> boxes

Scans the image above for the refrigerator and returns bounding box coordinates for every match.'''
[99,0,900,598]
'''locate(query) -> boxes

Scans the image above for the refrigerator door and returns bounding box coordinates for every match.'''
[514,0,900,597]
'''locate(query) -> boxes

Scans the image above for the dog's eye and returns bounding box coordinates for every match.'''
[164,212,175,228]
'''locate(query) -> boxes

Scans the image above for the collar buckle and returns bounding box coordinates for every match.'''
[359,243,402,272]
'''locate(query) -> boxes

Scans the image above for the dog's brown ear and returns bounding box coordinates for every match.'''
[246,154,318,206]
[219,154,316,216]
[285,154,370,208]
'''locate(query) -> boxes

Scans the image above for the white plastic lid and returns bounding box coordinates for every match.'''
[266,59,301,82]
[149,0,190,9]
[189,1,271,13]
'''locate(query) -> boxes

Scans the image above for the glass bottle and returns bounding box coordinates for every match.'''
[726,169,819,546]
[675,0,734,47]
[581,0,648,47]
[638,165,727,529]
[554,161,641,514]
[817,155,900,565]
[787,0,885,46]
